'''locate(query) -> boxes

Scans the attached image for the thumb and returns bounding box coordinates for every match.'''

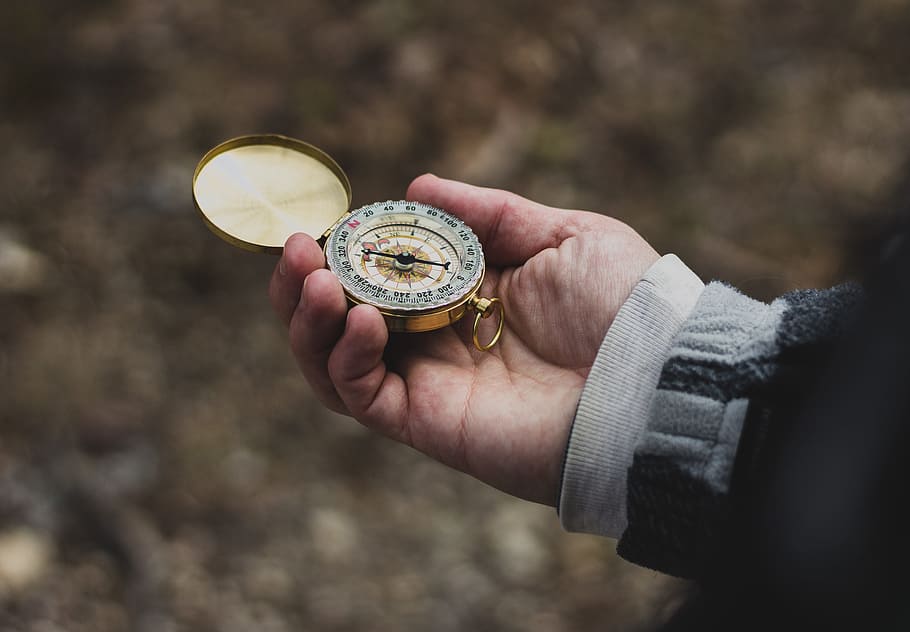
[406,174,589,266]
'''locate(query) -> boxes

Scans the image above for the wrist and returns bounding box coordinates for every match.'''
[558,254,704,537]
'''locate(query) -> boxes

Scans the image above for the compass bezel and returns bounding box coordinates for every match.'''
[324,200,486,331]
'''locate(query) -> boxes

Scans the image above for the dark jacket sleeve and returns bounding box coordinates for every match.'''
[616,282,863,578]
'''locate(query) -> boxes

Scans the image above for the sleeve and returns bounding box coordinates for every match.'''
[558,254,706,537]
[616,282,862,577]
[558,256,863,578]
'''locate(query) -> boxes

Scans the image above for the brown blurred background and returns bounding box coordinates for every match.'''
[2,1,909,630]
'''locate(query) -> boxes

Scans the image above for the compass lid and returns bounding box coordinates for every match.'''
[192,134,352,253]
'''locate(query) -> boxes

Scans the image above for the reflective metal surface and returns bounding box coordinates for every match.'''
[193,135,352,253]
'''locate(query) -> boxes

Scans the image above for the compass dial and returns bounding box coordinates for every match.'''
[325,200,485,313]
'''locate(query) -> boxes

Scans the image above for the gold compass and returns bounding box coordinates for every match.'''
[192,135,504,351]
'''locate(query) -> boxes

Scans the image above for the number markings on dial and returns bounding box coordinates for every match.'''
[326,203,484,312]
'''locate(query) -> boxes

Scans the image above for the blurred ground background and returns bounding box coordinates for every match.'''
[2,1,910,630]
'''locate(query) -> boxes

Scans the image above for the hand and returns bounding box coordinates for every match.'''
[269,175,659,505]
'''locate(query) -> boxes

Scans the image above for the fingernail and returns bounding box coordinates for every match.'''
[301,275,309,301]
[289,275,307,315]
[278,257,287,276]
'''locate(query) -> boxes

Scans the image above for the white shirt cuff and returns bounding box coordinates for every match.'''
[558,254,705,537]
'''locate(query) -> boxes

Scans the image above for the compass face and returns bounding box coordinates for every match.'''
[325,200,485,313]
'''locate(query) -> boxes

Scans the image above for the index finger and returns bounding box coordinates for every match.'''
[406,174,595,266]
[268,232,326,327]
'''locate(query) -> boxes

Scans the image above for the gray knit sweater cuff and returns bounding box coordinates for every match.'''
[559,254,704,537]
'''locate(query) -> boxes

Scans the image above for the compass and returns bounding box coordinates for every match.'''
[192,134,504,351]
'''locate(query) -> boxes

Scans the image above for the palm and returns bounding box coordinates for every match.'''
[387,224,651,504]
